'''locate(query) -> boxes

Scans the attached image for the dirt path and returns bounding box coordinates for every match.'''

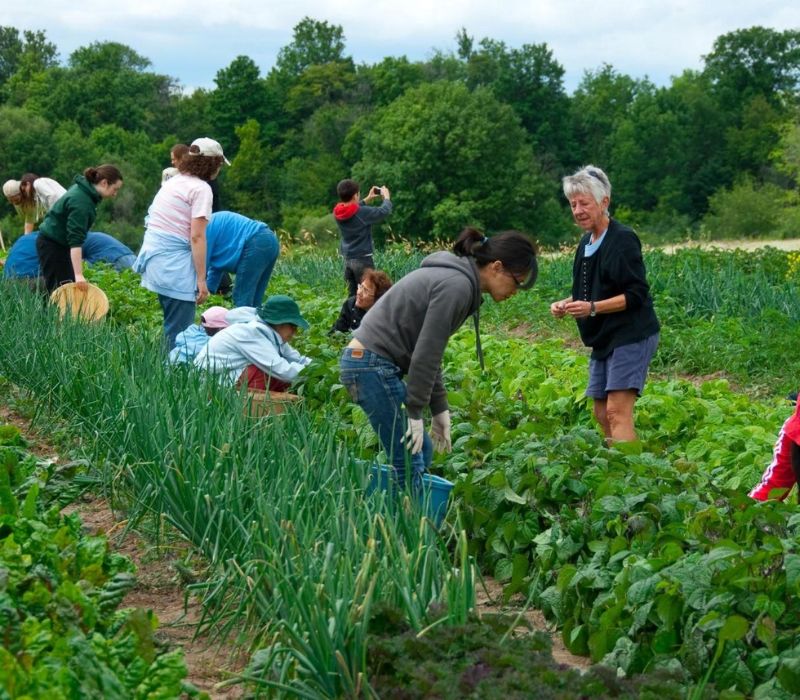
[64,495,246,698]
[474,576,591,670]
[0,403,245,699]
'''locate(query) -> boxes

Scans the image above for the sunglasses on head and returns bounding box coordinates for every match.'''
[587,169,606,184]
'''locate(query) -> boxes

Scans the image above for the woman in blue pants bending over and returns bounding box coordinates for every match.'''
[340,226,537,489]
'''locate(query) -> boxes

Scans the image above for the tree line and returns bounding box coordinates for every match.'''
[0,20,798,248]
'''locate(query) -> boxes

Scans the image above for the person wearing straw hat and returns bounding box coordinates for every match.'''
[194,294,311,391]
[340,227,538,491]
[35,165,124,293]
[3,174,66,234]
[134,137,230,350]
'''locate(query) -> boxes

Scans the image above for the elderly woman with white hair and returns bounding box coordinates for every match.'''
[550,165,659,444]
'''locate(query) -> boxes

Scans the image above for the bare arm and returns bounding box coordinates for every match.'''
[191,217,209,304]
[70,247,87,291]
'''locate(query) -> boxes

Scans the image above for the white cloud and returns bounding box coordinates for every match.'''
[1,0,796,91]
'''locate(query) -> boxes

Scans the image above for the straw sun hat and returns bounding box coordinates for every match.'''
[50,282,109,321]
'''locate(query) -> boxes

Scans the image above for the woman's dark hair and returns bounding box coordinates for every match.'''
[178,147,224,180]
[84,164,123,185]
[18,173,39,205]
[171,143,190,159]
[453,227,538,289]
[361,269,393,300]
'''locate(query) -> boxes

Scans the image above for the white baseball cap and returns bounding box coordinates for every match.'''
[3,180,21,198]
[189,137,231,166]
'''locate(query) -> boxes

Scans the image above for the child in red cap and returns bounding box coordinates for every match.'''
[749,399,800,501]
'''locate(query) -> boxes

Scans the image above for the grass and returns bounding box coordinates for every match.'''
[0,283,476,698]
[279,245,800,398]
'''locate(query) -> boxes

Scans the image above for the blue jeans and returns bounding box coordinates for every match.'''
[344,256,375,297]
[340,347,432,489]
[113,253,137,271]
[159,294,196,351]
[234,227,280,308]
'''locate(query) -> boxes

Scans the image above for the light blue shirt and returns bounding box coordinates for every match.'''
[583,229,608,258]
[194,318,311,386]
[206,211,273,293]
[134,229,196,301]
[169,325,210,364]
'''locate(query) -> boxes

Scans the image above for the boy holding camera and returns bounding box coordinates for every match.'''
[333,178,392,296]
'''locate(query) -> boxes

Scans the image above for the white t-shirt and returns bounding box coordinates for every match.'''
[25,177,66,223]
[146,174,212,240]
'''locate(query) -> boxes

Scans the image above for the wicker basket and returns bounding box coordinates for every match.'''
[244,390,302,417]
[50,282,109,321]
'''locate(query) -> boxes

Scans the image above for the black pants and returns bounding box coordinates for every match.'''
[36,235,74,293]
[344,255,374,297]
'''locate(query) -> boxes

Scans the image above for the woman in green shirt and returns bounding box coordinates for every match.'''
[36,164,123,293]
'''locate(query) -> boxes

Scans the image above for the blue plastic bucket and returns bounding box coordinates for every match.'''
[366,463,454,527]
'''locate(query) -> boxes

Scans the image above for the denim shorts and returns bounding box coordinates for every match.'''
[586,333,659,399]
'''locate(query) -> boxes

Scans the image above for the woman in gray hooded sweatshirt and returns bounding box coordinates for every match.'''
[340,227,537,489]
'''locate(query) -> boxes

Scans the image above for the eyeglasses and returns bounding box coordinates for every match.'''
[357,283,376,297]
[501,267,527,288]
[500,262,537,290]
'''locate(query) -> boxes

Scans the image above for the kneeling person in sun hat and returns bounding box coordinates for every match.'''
[169,305,257,364]
[194,295,311,392]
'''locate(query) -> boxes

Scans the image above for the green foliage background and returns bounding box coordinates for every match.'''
[0,21,798,249]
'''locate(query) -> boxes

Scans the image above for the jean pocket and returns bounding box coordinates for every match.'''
[339,371,359,402]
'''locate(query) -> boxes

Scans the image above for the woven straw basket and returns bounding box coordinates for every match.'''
[244,390,302,417]
[50,282,109,321]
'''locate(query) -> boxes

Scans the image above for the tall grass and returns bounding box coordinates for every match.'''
[0,283,475,698]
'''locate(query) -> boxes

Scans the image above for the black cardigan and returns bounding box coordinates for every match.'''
[329,296,367,334]
[570,218,660,359]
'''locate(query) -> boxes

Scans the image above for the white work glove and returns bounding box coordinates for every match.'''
[404,417,425,455]
[430,410,452,453]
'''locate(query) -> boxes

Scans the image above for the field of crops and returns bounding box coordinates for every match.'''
[2,246,800,698]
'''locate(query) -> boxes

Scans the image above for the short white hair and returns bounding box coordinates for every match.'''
[562,165,612,206]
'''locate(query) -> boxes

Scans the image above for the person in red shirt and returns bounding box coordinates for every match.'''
[749,400,800,501]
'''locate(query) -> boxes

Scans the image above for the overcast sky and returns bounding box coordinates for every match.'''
[3,1,797,93]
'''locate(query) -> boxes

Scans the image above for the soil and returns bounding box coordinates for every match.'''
[474,576,591,670]
[0,403,245,699]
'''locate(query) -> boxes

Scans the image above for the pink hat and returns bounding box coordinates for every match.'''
[200,306,230,329]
